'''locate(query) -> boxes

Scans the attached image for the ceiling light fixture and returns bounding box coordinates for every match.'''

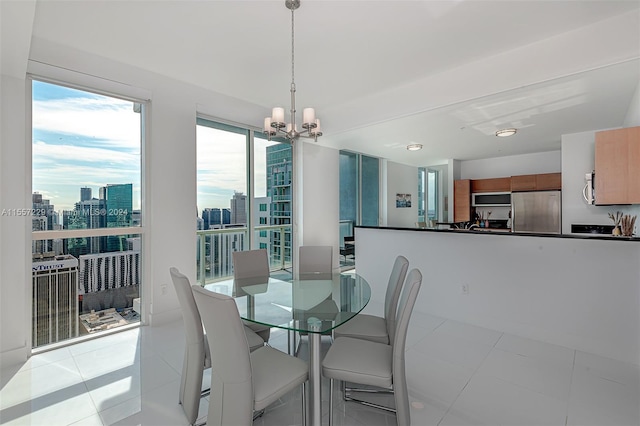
[406,144,423,151]
[263,0,322,143]
[495,128,517,137]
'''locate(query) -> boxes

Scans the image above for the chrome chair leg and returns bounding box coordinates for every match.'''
[329,378,334,426]
[343,385,396,413]
[302,381,307,426]
[343,386,393,394]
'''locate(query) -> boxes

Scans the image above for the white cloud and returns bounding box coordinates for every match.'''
[33,97,140,150]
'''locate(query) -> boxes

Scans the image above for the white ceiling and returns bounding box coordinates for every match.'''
[20,1,640,166]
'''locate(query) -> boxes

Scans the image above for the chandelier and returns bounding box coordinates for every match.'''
[263,0,322,142]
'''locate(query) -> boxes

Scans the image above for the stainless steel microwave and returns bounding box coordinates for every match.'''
[472,192,511,207]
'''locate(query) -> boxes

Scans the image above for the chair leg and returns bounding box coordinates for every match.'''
[329,378,334,426]
[302,381,307,426]
[344,385,393,395]
[343,387,396,414]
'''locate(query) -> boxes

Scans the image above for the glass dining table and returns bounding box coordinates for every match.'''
[203,271,371,426]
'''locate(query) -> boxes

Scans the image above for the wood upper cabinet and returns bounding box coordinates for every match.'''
[511,173,561,191]
[510,174,537,191]
[454,179,472,222]
[471,177,511,193]
[595,126,640,205]
[536,173,562,190]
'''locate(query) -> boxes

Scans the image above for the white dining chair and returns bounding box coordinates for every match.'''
[298,245,333,280]
[169,267,264,426]
[232,249,272,341]
[293,245,338,352]
[191,285,308,426]
[322,268,422,426]
[333,255,409,344]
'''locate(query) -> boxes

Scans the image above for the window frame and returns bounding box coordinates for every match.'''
[28,72,150,351]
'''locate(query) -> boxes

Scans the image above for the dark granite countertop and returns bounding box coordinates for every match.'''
[355,225,640,242]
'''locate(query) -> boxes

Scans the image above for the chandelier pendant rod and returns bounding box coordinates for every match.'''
[289,5,298,139]
[264,0,321,143]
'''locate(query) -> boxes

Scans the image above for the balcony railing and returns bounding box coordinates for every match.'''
[196,224,292,287]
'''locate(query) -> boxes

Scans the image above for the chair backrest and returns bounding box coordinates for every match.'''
[169,267,205,351]
[415,221,427,229]
[299,245,333,278]
[384,255,409,343]
[192,285,254,426]
[392,268,422,426]
[232,249,269,280]
[169,267,208,425]
[343,235,355,245]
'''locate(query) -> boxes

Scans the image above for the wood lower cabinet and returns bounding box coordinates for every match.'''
[595,126,640,205]
[454,179,472,222]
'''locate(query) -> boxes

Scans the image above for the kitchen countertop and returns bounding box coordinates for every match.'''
[355,225,640,242]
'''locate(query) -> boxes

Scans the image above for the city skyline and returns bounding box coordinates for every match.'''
[33,80,281,213]
[32,80,142,212]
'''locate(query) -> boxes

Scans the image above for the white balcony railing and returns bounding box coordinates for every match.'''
[196,224,292,286]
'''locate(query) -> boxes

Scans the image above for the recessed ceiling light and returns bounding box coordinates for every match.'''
[406,143,423,151]
[495,128,517,137]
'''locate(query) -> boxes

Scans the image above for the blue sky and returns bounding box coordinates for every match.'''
[32,80,141,212]
[33,80,276,215]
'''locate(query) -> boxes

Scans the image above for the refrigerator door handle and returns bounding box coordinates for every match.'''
[582,182,590,203]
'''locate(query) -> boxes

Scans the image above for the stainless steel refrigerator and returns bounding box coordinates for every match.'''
[511,190,561,234]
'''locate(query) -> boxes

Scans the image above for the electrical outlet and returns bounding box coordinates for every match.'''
[161,284,168,295]
[461,284,469,295]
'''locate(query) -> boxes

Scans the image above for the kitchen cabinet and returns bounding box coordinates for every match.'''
[454,179,472,222]
[511,173,561,191]
[535,173,562,190]
[471,177,511,193]
[510,174,536,191]
[595,126,640,205]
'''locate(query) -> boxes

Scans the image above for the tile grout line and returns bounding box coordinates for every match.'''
[436,330,505,425]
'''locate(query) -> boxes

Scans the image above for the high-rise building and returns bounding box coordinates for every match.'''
[202,208,222,229]
[222,208,231,225]
[254,196,271,250]
[32,193,57,253]
[266,144,293,265]
[32,254,79,348]
[80,187,92,202]
[104,183,133,228]
[230,192,247,225]
[79,250,141,294]
[103,183,133,252]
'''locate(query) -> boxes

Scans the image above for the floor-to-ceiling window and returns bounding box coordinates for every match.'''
[339,151,380,266]
[31,80,144,350]
[196,118,292,284]
[418,164,449,225]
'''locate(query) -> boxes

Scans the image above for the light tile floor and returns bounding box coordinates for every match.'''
[1,313,639,426]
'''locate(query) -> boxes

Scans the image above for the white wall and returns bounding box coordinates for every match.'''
[623,80,640,127]
[0,37,340,364]
[298,142,340,269]
[460,151,561,179]
[0,36,346,364]
[561,130,640,234]
[356,227,640,366]
[0,74,31,365]
[386,161,418,227]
